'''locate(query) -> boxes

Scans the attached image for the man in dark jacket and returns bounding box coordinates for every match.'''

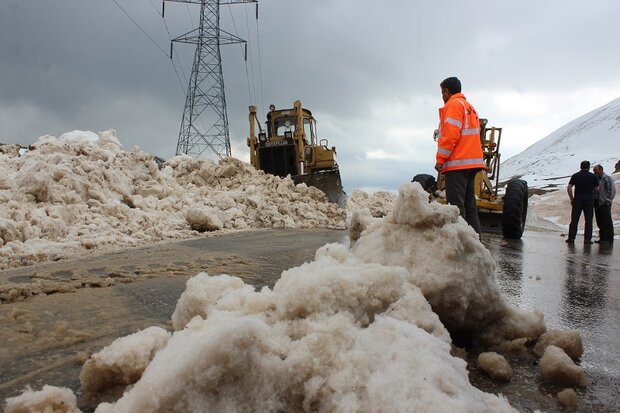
[566,160,599,244]
[593,164,615,244]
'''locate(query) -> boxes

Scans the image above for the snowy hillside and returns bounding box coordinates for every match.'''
[501,97,620,190]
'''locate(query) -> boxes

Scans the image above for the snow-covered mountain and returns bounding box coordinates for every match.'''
[501,97,620,190]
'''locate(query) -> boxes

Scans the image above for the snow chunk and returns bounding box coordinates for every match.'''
[557,388,580,408]
[79,326,171,393]
[533,329,583,361]
[171,273,274,331]
[4,385,80,413]
[347,208,376,242]
[185,207,223,232]
[477,352,513,382]
[539,345,587,387]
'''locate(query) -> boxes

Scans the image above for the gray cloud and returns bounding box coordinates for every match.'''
[2,0,619,192]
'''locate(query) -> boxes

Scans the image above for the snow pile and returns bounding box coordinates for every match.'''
[501,97,620,190]
[10,183,596,412]
[350,182,546,345]
[76,243,513,412]
[0,130,345,270]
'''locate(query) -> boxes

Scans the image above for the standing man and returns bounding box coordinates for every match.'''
[593,164,615,244]
[435,77,485,234]
[566,160,599,244]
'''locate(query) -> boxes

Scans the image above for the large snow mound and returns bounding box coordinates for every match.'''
[0,130,345,270]
[79,244,515,412]
[350,182,546,345]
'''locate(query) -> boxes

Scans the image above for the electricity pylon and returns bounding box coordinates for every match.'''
[166,0,257,159]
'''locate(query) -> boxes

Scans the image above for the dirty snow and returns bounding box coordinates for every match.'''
[4,182,543,413]
[0,130,344,271]
[79,326,171,393]
[477,352,513,382]
[4,385,80,413]
[539,345,587,387]
[533,329,583,361]
[557,388,580,408]
[349,183,546,345]
[13,245,517,413]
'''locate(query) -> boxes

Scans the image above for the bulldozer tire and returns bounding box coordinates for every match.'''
[411,174,437,193]
[502,179,528,239]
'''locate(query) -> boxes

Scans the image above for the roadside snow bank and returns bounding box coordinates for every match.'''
[0,130,344,270]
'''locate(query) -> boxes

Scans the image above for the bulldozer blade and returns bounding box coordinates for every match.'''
[293,169,346,208]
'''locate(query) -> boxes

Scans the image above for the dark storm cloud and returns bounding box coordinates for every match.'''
[1,0,619,191]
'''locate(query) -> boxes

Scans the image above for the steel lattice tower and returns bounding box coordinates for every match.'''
[167,0,256,159]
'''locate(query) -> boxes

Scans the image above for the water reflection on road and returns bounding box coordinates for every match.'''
[483,230,620,411]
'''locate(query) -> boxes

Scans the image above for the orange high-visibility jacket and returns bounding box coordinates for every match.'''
[436,93,484,173]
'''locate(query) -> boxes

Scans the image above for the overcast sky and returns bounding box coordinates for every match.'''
[1,0,619,192]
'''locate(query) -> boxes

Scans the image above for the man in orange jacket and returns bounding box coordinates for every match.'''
[435,77,485,234]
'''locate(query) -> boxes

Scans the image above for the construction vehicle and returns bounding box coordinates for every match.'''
[412,119,528,239]
[247,100,346,207]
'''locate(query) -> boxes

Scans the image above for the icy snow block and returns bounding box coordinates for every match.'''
[539,345,587,387]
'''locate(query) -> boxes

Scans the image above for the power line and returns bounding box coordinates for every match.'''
[109,0,169,57]
[243,5,257,106]
[226,4,255,107]
[147,0,162,16]
[254,5,265,112]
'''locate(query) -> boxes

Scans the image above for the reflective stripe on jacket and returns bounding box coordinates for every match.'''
[436,93,484,173]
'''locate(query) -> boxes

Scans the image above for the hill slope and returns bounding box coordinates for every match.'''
[501,98,620,190]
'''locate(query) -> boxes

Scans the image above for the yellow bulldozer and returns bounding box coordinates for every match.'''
[412,119,528,239]
[247,100,346,207]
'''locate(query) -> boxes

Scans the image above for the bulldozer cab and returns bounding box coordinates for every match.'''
[269,113,312,146]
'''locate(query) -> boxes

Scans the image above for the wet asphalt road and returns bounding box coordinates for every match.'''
[1,228,618,412]
[481,230,620,412]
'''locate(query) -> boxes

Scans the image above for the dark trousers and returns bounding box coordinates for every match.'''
[594,202,614,242]
[444,169,481,234]
[568,196,594,241]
